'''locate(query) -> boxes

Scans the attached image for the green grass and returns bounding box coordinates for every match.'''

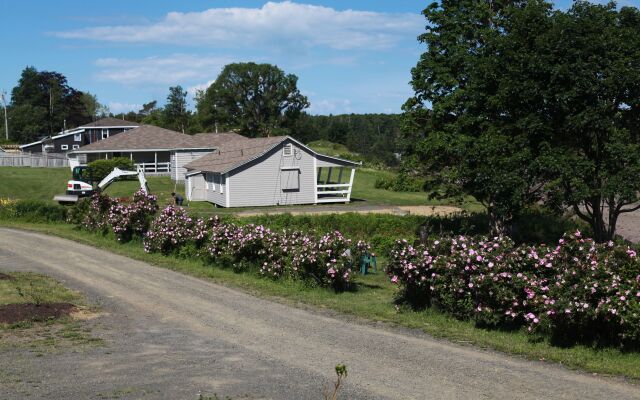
[2,220,638,380]
[307,140,357,158]
[0,271,83,306]
[352,168,481,210]
[0,166,480,212]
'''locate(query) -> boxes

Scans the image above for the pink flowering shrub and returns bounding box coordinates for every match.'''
[388,231,640,347]
[143,206,216,255]
[206,223,281,272]
[202,223,369,289]
[69,192,115,233]
[107,190,159,242]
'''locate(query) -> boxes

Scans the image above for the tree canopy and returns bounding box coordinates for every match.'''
[402,0,640,241]
[196,62,309,137]
[7,66,101,142]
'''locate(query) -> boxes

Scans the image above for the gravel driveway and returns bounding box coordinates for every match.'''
[0,228,638,400]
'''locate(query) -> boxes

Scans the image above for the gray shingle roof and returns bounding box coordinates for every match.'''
[74,126,250,152]
[184,136,288,173]
[79,117,139,128]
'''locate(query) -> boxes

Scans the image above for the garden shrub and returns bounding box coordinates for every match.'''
[374,173,424,192]
[108,190,159,242]
[7,199,68,222]
[72,192,115,234]
[0,197,17,219]
[87,157,135,182]
[387,231,640,348]
[143,206,216,255]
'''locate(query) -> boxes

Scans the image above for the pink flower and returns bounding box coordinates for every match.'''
[391,276,398,284]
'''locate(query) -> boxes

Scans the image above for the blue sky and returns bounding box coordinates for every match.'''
[1,0,638,115]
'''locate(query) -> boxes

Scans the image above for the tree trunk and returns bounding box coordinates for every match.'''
[487,208,512,237]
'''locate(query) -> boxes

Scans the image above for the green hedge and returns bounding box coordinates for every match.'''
[87,157,135,182]
[236,209,586,255]
[374,173,424,192]
[0,199,68,222]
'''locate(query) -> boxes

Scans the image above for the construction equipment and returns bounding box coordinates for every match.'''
[53,165,148,205]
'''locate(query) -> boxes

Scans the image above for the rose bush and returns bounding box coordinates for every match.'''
[107,190,159,242]
[143,206,216,255]
[388,231,640,347]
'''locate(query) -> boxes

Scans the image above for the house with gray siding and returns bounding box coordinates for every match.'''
[20,117,139,154]
[69,125,247,180]
[183,136,359,207]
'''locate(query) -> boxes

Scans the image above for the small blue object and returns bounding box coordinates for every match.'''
[359,253,377,275]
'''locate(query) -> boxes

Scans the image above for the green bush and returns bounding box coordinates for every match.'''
[8,200,68,222]
[87,157,135,182]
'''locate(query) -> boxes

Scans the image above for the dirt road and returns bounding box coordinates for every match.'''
[0,228,638,399]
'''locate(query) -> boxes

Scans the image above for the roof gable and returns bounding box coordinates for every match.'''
[184,136,359,174]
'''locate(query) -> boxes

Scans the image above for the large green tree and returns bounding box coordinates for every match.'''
[541,2,640,242]
[162,85,190,133]
[402,0,552,235]
[9,66,93,142]
[197,62,309,137]
[403,0,640,241]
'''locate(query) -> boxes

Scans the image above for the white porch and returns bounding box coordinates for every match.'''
[315,166,355,204]
[84,151,172,176]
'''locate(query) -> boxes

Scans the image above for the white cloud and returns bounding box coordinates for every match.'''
[108,102,142,113]
[308,98,353,115]
[94,54,231,85]
[186,79,215,99]
[52,1,422,50]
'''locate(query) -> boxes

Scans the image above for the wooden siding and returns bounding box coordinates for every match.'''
[172,150,211,181]
[204,173,227,206]
[228,139,316,207]
[186,174,206,201]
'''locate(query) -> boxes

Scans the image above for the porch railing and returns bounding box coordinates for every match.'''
[136,162,171,174]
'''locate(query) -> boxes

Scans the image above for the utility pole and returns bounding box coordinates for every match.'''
[0,90,8,141]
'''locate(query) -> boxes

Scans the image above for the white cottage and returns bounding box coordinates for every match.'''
[184,136,360,207]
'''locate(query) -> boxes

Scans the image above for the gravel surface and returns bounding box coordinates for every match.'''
[0,228,638,400]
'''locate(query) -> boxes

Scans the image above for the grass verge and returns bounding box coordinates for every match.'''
[1,220,638,380]
[0,271,102,351]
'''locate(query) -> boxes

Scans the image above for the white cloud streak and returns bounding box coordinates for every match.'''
[94,54,231,85]
[107,102,142,113]
[52,1,422,50]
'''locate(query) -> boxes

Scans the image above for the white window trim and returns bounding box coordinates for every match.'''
[283,143,293,157]
[72,144,80,150]
[101,129,109,139]
[74,133,82,142]
[60,144,69,150]
[220,175,224,194]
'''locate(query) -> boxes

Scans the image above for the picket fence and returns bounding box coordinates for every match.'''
[0,153,69,168]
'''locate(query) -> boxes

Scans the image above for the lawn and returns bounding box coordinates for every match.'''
[1,220,638,380]
[0,166,480,212]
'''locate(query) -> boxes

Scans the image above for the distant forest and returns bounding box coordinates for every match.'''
[113,110,402,167]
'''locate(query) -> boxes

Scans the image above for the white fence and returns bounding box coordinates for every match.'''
[137,162,171,174]
[0,153,69,168]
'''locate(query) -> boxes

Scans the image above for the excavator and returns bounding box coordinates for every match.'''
[53,165,148,205]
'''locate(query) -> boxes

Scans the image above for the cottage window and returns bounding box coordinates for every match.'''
[281,168,299,191]
[74,133,82,142]
[72,145,80,150]
[283,143,293,157]
[60,144,69,150]
[101,129,109,139]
